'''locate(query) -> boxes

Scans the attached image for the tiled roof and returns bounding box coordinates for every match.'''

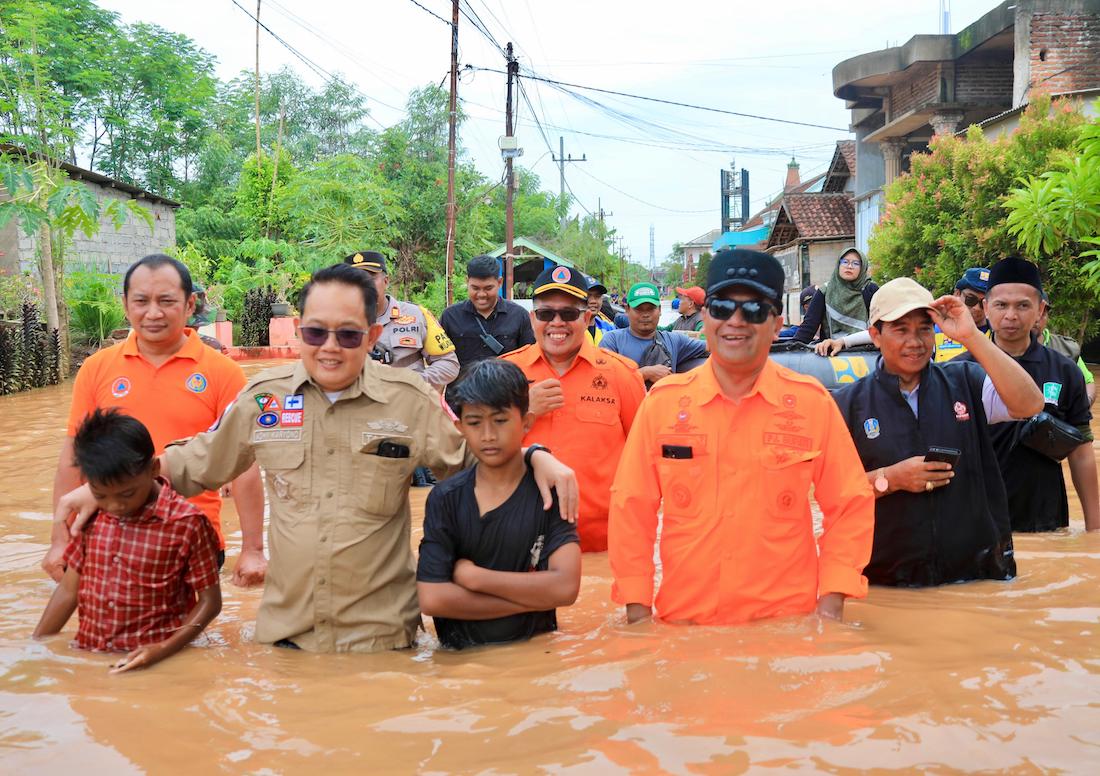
[741,173,826,229]
[823,140,856,192]
[766,193,854,247]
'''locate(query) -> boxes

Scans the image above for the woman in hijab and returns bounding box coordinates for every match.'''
[792,248,877,343]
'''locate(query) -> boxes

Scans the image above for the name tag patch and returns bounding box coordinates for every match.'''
[252,429,303,442]
[1043,382,1062,403]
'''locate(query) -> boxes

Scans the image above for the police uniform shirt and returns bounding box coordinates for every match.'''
[417,467,578,649]
[439,298,536,367]
[958,336,1092,532]
[376,296,459,388]
[833,359,1016,586]
[163,359,474,652]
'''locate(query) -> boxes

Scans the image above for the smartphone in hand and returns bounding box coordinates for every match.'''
[925,446,961,467]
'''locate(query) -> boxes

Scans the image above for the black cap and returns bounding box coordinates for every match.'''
[798,285,816,306]
[583,274,607,294]
[533,265,589,302]
[988,256,1042,294]
[343,250,387,274]
[706,248,785,306]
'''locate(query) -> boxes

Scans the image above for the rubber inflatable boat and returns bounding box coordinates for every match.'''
[768,341,880,391]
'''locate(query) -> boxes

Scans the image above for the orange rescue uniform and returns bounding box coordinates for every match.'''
[504,340,646,552]
[609,358,874,624]
[66,329,247,548]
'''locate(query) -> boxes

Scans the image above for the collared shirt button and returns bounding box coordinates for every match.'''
[320,534,328,543]
[113,555,121,563]
[319,578,326,586]
[327,448,334,455]
[325,491,333,499]
[107,600,115,608]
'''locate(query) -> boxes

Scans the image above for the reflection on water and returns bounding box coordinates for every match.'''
[2,362,1100,773]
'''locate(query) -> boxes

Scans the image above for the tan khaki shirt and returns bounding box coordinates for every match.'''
[164,359,472,652]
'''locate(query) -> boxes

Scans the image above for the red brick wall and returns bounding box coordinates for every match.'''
[955,60,1013,104]
[1029,13,1100,95]
[890,65,941,118]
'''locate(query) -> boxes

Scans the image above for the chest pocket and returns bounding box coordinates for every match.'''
[353,434,417,518]
[759,449,820,523]
[575,398,620,427]
[655,454,708,521]
[255,444,310,508]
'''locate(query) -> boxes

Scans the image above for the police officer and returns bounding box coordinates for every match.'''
[343,251,459,389]
[832,278,1044,587]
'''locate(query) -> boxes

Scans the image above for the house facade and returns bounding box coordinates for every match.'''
[832,0,1100,253]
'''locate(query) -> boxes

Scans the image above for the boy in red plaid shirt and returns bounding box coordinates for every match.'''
[34,408,222,673]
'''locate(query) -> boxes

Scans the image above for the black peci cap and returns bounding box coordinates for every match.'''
[533,265,589,301]
[344,250,387,274]
[706,248,785,306]
[987,256,1043,294]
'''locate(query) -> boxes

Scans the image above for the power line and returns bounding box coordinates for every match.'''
[405,0,450,25]
[468,65,850,132]
[573,164,713,214]
[229,0,390,129]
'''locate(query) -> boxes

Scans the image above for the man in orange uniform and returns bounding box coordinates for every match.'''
[609,248,874,624]
[44,254,266,585]
[504,265,646,552]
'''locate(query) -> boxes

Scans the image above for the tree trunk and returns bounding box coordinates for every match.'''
[52,232,71,375]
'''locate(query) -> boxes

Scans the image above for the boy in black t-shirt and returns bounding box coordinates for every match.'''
[417,359,581,649]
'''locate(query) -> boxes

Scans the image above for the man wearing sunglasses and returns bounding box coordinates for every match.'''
[934,267,992,363]
[55,263,580,653]
[610,248,875,626]
[503,266,645,553]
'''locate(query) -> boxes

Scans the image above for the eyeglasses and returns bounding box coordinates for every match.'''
[839,259,862,269]
[298,326,371,348]
[963,293,984,308]
[705,298,775,324]
[533,307,585,323]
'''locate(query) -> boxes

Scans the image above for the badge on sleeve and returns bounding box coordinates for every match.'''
[863,418,880,439]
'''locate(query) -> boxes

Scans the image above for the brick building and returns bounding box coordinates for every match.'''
[0,148,178,277]
[832,0,1100,253]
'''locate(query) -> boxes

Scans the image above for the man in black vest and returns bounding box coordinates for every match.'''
[833,278,1044,586]
[959,257,1099,532]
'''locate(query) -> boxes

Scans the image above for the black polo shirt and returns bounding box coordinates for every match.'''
[416,466,579,650]
[833,359,1015,586]
[958,335,1091,532]
[439,298,536,367]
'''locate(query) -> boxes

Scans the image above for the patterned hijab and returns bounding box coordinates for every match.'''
[822,247,871,338]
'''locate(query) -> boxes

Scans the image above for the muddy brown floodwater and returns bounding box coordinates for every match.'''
[2,361,1100,774]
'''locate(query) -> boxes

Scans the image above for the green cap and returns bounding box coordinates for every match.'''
[626,282,660,308]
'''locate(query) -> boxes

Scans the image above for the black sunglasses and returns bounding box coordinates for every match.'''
[298,326,371,348]
[963,293,984,308]
[706,298,775,324]
[533,307,585,323]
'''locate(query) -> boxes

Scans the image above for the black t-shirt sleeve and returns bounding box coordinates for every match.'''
[793,291,825,343]
[541,495,579,560]
[1060,357,1092,427]
[518,310,536,347]
[417,488,460,582]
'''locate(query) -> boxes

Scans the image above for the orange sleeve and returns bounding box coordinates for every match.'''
[66,359,99,437]
[616,364,647,436]
[215,358,248,416]
[608,393,663,607]
[811,393,875,599]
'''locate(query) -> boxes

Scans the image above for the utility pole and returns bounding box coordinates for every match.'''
[616,236,626,295]
[254,0,262,162]
[552,136,586,230]
[503,43,518,300]
[444,0,460,305]
[596,198,613,223]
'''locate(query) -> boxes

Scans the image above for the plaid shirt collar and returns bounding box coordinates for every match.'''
[102,476,191,525]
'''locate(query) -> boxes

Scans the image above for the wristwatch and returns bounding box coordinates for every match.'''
[524,444,551,468]
[874,468,889,494]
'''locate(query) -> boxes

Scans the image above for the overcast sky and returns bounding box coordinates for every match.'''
[98,0,997,267]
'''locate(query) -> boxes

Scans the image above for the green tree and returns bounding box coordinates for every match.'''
[869,95,1096,338]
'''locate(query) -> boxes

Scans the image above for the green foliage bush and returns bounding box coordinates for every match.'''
[65,271,126,345]
[869,95,1098,339]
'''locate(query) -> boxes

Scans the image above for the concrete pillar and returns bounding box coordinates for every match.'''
[880,138,906,186]
[930,111,966,137]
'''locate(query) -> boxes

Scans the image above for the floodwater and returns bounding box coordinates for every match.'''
[2,363,1100,774]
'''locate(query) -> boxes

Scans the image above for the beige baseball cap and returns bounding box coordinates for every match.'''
[868,277,936,325]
